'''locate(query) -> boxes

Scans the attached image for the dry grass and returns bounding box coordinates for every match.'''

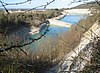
[62,14,100,49]
[0,12,100,73]
[0,34,72,73]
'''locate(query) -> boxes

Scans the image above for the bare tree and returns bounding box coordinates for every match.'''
[0,0,55,53]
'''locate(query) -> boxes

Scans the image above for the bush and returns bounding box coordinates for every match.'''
[0,14,28,34]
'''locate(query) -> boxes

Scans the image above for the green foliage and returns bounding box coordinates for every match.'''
[0,14,26,34]
[0,9,62,34]
[0,9,62,73]
[0,8,99,73]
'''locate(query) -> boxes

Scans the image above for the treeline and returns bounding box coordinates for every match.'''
[0,9,62,34]
[71,1,100,9]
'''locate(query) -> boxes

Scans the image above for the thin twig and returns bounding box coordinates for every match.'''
[0,25,49,52]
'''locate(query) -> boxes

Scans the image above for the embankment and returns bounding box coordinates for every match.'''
[46,20,100,73]
[47,10,72,28]
[48,19,72,28]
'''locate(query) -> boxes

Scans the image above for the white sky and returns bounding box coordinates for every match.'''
[0,0,95,9]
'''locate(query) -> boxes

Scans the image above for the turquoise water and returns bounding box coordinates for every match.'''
[29,15,86,51]
[29,25,68,51]
[60,15,86,24]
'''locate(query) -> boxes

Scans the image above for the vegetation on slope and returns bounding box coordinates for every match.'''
[80,38,100,73]
[0,9,63,73]
[62,13,100,49]
[71,1,100,9]
[0,2,100,72]
[0,14,30,35]
[0,12,99,73]
[0,9,62,35]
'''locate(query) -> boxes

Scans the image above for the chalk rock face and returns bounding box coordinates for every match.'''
[46,20,100,73]
[57,21,100,73]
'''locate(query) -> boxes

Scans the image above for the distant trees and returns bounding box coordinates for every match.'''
[70,0,100,9]
[0,9,62,35]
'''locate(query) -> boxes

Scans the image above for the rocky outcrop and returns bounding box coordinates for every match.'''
[58,20,100,73]
[46,20,100,73]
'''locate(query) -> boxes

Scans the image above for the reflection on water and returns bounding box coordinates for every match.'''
[60,15,86,24]
[29,25,68,52]
[29,15,86,51]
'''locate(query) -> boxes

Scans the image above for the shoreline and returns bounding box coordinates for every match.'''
[29,9,91,35]
[49,10,67,20]
[47,10,72,28]
[64,9,91,15]
[29,27,39,35]
[48,19,72,28]
[29,11,68,35]
[57,20,100,72]
[50,14,66,20]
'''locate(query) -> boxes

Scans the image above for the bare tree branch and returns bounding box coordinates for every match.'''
[0,0,55,13]
[0,0,55,52]
[95,0,100,6]
[0,25,49,52]
[0,0,32,7]
[0,0,9,14]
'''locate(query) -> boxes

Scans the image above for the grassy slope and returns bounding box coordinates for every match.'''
[0,6,100,73]
[0,14,99,73]
[62,15,98,49]
[0,9,62,35]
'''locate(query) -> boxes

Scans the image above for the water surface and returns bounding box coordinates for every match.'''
[29,15,86,51]
[60,15,86,24]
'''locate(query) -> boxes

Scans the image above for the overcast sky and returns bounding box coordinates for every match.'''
[0,0,95,9]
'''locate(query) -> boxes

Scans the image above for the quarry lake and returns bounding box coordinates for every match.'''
[29,15,86,51]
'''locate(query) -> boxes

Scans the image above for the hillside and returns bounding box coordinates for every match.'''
[0,9,62,35]
[71,1,100,9]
